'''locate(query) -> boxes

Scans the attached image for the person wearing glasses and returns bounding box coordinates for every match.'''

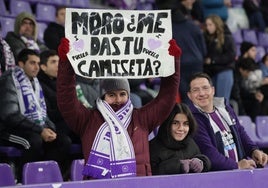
[187,72,268,171]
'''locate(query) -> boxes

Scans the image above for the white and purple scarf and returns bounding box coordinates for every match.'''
[83,98,136,179]
[0,38,15,76]
[12,67,47,126]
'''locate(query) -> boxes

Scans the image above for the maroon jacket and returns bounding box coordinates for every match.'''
[57,59,180,177]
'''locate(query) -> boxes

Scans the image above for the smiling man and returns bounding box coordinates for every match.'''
[187,72,268,171]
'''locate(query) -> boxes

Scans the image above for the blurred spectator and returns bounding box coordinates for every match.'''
[243,0,266,32]
[44,6,66,51]
[237,57,268,120]
[0,49,71,181]
[0,36,15,76]
[5,12,48,61]
[155,0,207,104]
[203,14,236,102]
[37,50,81,145]
[231,41,257,116]
[201,0,232,22]
[260,0,268,27]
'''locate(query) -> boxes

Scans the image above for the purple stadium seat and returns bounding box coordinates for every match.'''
[36,3,56,23]
[0,146,22,157]
[0,16,15,38]
[0,163,16,186]
[70,159,84,181]
[256,46,266,62]
[137,3,154,10]
[232,29,243,44]
[232,0,243,8]
[238,116,261,144]
[37,22,47,43]
[0,0,9,16]
[255,116,268,139]
[22,160,63,184]
[70,0,90,8]
[252,168,268,187]
[257,32,268,48]
[242,29,258,45]
[9,0,33,17]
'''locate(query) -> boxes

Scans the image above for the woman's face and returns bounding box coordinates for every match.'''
[171,113,190,141]
[205,18,216,34]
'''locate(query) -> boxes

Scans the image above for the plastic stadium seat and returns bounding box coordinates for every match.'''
[0,0,9,16]
[238,116,260,143]
[256,46,266,62]
[258,32,268,48]
[9,0,33,17]
[242,29,258,46]
[70,159,84,181]
[37,22,47,43]
[231,0,243,8]
[70,0,90,8]
[0,16,15,38]
[232,29,243,44]
[0,163,16,186]
[36,3,56,23]
[0,146,22,157]
[255,116,268,139]
[22,160,63,184]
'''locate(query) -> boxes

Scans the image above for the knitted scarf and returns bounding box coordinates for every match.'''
[0,38,15,76]
[83,98,136,179]
[12,67,47,126]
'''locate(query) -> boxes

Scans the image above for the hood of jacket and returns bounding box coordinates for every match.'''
[14,12,37,40]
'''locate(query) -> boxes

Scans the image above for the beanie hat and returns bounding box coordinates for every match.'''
[101,78,130,96]
[240,41,255,56]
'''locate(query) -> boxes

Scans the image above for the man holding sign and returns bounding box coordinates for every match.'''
[57,8,181,179]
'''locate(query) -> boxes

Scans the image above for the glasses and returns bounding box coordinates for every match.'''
[190,85,212,94]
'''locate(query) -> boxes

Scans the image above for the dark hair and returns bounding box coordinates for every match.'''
[40,50,58,65]
[160,103,197,139]
[17,49,39,65]
[188,72,213,91]
[237,57,257,71]
[56,6,66,16]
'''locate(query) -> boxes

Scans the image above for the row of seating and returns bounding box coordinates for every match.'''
[232,29,268,47]
[0,0,90,18]
[2,164,268,188]
[0,159,84,186]
[238,115,268,148]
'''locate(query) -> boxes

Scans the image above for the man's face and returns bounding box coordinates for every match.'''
[19,18,35,38]
[187,77,215,113]
[19,55,40,79]
[56,8,66,26]
[40,55,59,78]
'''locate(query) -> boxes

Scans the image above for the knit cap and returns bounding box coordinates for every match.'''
[101,78,130,96]
[240,41,255,56]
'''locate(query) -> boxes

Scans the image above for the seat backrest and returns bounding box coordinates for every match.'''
[0,145,22,157]
[22,160,63,184]
[238,115,260,142]
[70,159,85,181]
[37,22,47,43]
[258,32,268,48]
[70,0,90,8]
[0,0,9,16]
[0,16,15,38]
[256,46,266,62]
[9,0,33,17]
[255,116,268,139]
[0,163,16,186]
[36,3,56,23]
[242,29,258,46]
[232,29,243,44]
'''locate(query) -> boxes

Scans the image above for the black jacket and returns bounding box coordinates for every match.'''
[0,70,55,136]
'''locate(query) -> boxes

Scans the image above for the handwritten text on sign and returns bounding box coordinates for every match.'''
[65,8,173,78]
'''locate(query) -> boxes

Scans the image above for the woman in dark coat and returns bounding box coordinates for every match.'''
[150,103,211,175]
